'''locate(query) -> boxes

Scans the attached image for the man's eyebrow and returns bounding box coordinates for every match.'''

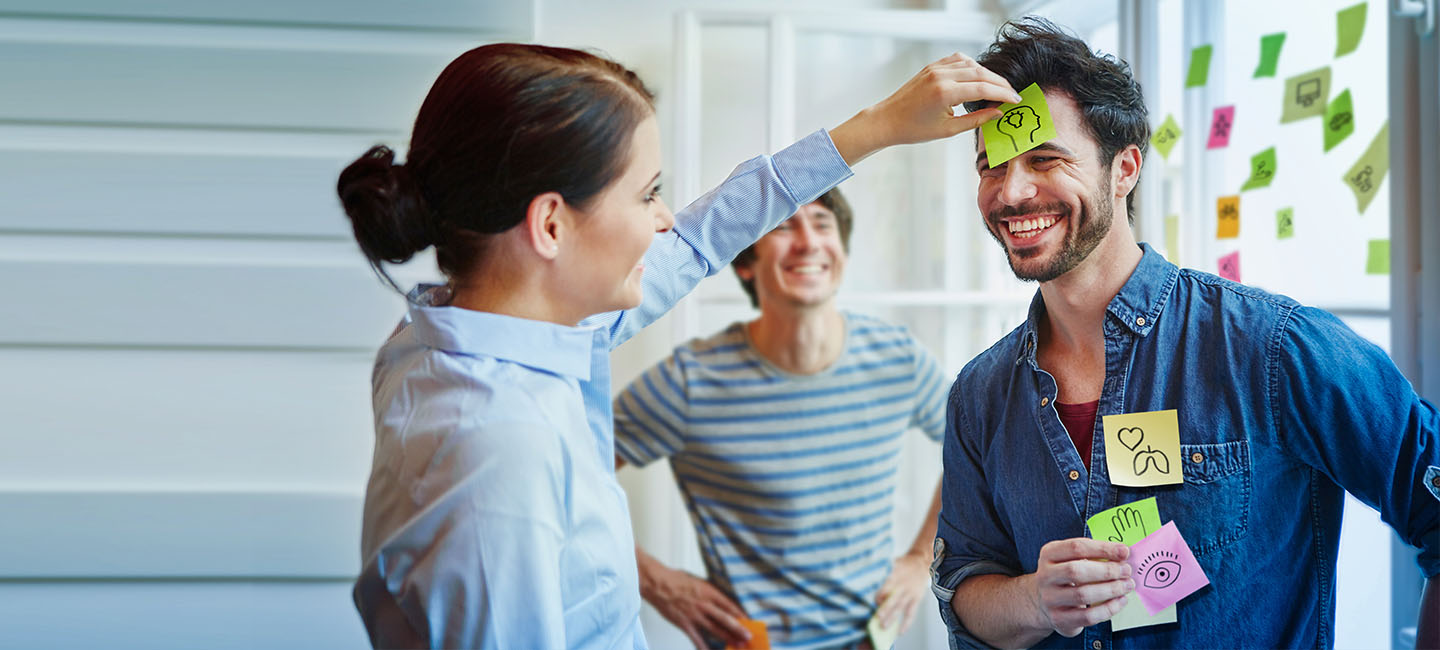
[975,142,1078,169]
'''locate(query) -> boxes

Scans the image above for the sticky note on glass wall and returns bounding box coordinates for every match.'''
[1336,2,1367,58]
[1367,239,1390,275]
[1282,67,1331,123]
[1102,410,1183,487]
[1216,195,1240,239]
[1277,207,1295,239]
[1324,89,1355,152]
[1127,521,1211,615]
[1240,147,1277,191]
[1185,45,1212,88]
[1206,106,1235,149]
[1164,215,1181,263]
[1151,114,1182,161]
[1254,32,1286,78]
[980,83,1058,167]
[1218,251,1241,282]
[1088,497,1177,631]
[1344,121,1390,214]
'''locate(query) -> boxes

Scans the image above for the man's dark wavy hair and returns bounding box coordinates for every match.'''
[965,17,1150,221]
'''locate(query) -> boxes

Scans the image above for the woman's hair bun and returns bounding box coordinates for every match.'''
[337,145,435,271]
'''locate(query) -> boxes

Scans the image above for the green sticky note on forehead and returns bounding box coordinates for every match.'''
[981,82,1059,167]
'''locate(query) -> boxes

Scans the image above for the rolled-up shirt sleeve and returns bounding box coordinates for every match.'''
[932,376,1024,649]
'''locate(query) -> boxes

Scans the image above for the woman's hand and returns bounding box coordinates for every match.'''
[829,52,1021,166]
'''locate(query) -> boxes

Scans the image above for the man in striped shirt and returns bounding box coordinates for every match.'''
[614,188,949,650]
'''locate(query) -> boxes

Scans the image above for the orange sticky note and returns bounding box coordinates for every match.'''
[1216,195,1240,239]
[726,619,771,650]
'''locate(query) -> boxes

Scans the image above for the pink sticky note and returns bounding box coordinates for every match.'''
[1126,521,1210,615]
[1206,106,1235,149]
[1218,251,1241,282]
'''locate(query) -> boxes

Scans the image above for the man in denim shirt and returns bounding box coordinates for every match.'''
[930,18,1440,649]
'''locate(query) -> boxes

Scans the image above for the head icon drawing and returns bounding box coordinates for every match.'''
[997,105,1041,149]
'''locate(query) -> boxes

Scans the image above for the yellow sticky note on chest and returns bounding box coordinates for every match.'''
[1102,409,1183,487]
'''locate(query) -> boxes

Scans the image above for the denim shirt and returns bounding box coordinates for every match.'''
[932,244,1440,649]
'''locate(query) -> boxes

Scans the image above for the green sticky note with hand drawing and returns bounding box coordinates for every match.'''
[1344,121,1390,214]
[1087,498,1177,630]
[1336,2,1367,57]
[1185,45,1213,88]
[980,82,1058,167]
[1254,32,1286,78]
[1240,147,1278,191]
[1367,239,1390,275]
[1324,89,1355,152]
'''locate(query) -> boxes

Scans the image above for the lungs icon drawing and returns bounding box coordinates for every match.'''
[1133,446,1170,476]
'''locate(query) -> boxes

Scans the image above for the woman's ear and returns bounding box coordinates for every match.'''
[524,191,566,260]
[733,262,754,282]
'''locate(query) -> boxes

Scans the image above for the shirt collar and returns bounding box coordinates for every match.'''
[403,284,596,380]
[1016,243,1179,365]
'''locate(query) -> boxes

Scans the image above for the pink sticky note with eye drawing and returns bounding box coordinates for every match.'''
[1218,251,1241,282]
[1126,521,1210,615]
[1206,106,1235,149]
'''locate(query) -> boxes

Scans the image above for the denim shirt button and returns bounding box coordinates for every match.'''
[1136,316,1146,327]
[1191,452,1205,463]
[1041,397,1050,408]
[1092,640,1103,650]
[1068,470,1080,481]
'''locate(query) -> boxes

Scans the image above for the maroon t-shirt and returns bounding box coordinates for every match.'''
[1055,400,1099,471]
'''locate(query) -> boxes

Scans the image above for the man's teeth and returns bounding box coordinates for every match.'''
[1007,215,1059,238]
[790,265,824,274]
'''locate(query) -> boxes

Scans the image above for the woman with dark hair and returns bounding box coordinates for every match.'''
[339,42,1017,649]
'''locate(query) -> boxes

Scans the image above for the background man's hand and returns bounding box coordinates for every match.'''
[1030,538,1135,637]
[641,561,751,650]
[875,549,931,636]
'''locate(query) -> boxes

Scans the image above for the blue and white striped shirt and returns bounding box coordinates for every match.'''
[614,313,947,649]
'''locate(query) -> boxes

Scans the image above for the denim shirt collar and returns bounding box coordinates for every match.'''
[1016,243,1180,365]
[404,283,595,380]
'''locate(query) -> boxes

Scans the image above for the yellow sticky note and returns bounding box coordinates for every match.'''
[980,82,1059,167]
[726,619,770,650]
[1344,122,1390,214]
[1164,215,1180,264]
[1216,195,1240,239]
[1111,597,1178,631]
[1102,410,1182,487]
[866,610,900,650]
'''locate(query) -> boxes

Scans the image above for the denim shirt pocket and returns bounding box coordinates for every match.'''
[1115,439,1252,557]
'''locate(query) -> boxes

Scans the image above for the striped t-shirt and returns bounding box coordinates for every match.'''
[613,312,947,649]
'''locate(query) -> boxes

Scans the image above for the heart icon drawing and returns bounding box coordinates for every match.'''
[1117,427,1145,451]
[1133,447,1171,476]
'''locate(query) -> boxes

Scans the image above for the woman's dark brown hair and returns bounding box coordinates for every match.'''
[337,43,656,291]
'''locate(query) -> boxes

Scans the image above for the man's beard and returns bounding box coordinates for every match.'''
[985,179,1113,283]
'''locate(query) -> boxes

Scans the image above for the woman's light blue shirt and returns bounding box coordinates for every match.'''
[353,130,852,649]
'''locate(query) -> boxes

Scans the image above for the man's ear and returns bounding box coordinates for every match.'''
[1113,144,1143,199]
[524,191,566,260]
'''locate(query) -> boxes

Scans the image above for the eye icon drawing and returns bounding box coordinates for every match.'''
[1136,550,1182,589]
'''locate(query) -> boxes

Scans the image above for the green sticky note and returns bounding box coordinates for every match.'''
[1254,32,1286,78]
[1324,89,1355,152]
[1240,147,1278,191]
[1087,497,1177,630]
[1277,207,1295,239]
[1185,45,1213,88]
[1366,240,1390,275]
[867,611,900,650]
[1344,121,1390,214]
[1165,215,1181,263]
[1281,66,1332,123]
[1151,114,1182,161]
[980,82,1059,167]
[1088,497,1162,544]
[1336,2,1367,57]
